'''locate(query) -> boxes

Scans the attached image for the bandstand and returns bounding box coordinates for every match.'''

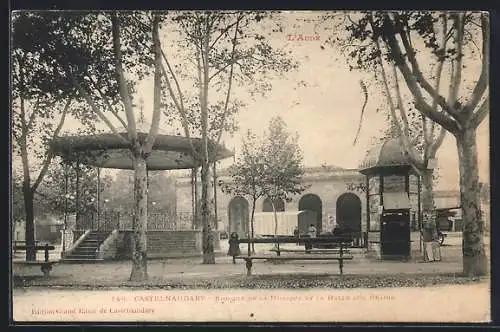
[49,123,233,261]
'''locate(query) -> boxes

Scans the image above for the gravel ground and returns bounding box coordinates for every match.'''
[14,272,487,290]
[12,232,489,290]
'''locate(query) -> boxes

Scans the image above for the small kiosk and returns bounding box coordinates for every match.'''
[358,138,421,260]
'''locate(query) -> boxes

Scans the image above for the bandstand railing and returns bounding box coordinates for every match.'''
[76,210,196,234]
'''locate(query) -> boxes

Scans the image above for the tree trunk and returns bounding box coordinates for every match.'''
[420,169,437,231]
[129,154,149,281]
[272,201,278,236]
[271,201,279,249]
[22,187,36,261]
[250,197,256,254]
[201,161,215,264]
[456,127,487,277]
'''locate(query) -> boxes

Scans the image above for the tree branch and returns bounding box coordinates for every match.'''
[390,57,422,166]
[160,49,185,114]
[31,99,72,193]
[111,12,137,142]
[143,14,162,154]
[209,18,240,50]
[382,17,460,134]
[159,52,200,160]
[397,22,461,121]
[26,97,42,131]
[71,75,130,145]
[215,15,241,146]
[448,13,465,106]
[428,126,447,158]
[465,13,489,117]
[88,74,128,130]
[426,14,448,158]
[471,97,489,128]
[375,39,420,168]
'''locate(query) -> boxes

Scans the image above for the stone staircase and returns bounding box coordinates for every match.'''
[62,231,111,263]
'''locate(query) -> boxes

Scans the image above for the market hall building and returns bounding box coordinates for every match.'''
[175,138,431,258]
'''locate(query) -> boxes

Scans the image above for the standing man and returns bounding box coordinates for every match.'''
[422,225,435,262]
[293,226,300,246]
[328,215,336,233]
[306,223,317,253]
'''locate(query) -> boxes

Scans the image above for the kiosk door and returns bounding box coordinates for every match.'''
[380,210,410,260]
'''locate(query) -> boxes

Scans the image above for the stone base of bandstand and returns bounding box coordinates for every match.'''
[99,230,222,260]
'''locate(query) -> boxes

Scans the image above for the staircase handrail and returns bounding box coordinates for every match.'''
[96,229,118,260]
[63,229,91,258]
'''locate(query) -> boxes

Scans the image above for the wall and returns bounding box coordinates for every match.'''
[176,167,367,234]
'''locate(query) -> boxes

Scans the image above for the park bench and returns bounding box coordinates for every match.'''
[269,247,351,256]
[13,240,39,253]
[12,244,58,278]
[234,236,354,276]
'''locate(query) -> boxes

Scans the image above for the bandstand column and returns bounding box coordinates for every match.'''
[75,159,80,229]
[96,167,101,230]
[62,162,69,256]
[191,168,195,228]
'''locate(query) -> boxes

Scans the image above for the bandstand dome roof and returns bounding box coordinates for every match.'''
[358,138,417,173]
[49,121,234,170]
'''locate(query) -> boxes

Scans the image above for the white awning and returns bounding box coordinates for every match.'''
[383,192,410,210]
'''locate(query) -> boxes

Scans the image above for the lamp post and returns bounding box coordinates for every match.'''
[102,198,109,230]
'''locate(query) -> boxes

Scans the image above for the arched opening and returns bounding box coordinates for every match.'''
[298,194,323,233]
[228,196,249,238]
[262,197,285,212]
[336,193,362,239]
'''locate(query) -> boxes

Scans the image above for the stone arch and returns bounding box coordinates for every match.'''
[262,197,285,212]
[336,192,362,233]
[227,196,249,237]
[298,194,323,232]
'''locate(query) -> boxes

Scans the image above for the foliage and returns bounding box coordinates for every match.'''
[102,170,176,215]
[335,11,488,137]
[12,11,167,276]
[261,116,308,205]
[160,11,299,151]
[157,11,299,263]
[38,162,113,215]
[219,130,266,201]
[325,11,489,276]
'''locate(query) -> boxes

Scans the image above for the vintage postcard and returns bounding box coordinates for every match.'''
[10,10,490,323]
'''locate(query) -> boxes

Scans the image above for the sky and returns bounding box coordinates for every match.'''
[19,11,490,191]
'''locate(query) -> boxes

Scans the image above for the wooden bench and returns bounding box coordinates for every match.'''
[234,254,354,276]
[13,240,39,253]
[234,236,354,276]
[12,244,58,277]
[269,248,351,256]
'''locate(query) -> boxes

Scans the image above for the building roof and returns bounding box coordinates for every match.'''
[215,164,346,177]
[50,124,234,170]
[359,138,417,172]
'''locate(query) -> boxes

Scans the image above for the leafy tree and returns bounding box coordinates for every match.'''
[329,11,488,276]
[219,130,266,254]
[11,12,102,261]
[36,162,113,218]
[158,11,298,263]
[102,170,176,216]
[323,12,451,246]
[12,11,166,280]
[261,116,308,239]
